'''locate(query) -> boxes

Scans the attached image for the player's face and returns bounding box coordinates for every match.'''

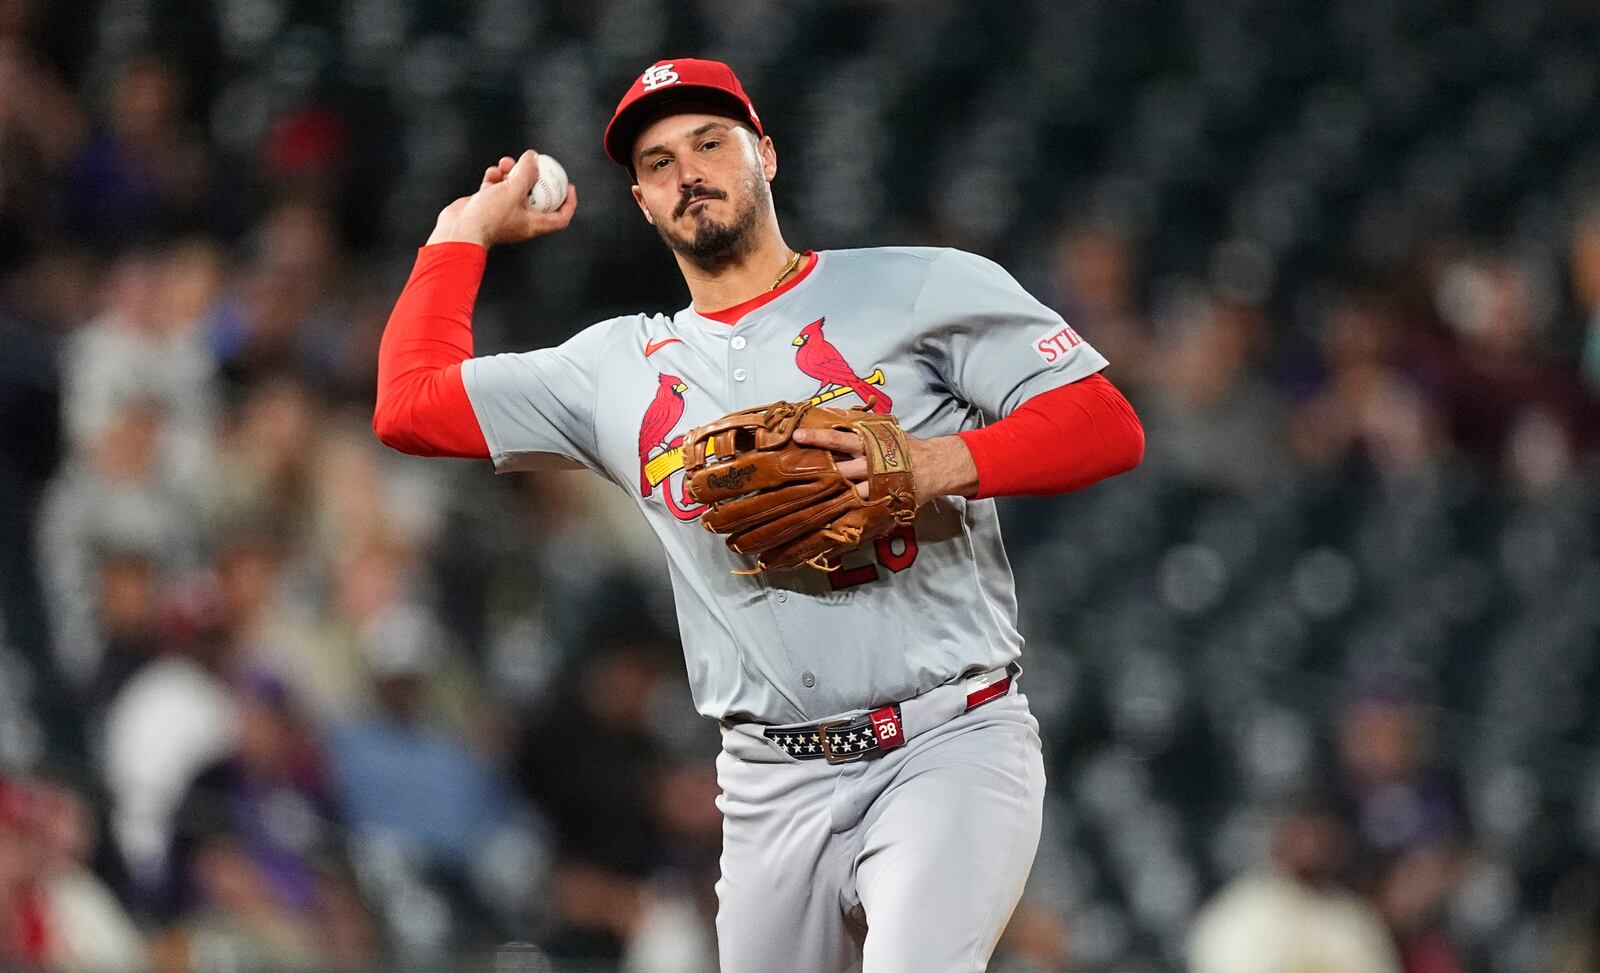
[630,112,778,266]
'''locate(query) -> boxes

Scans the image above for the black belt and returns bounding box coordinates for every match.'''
[762,669,1013,764]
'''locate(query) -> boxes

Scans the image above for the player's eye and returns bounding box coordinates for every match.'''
[700,139,721,151]
[650,157,672,171]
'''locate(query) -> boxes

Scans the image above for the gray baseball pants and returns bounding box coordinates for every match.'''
[714,685,1046,972]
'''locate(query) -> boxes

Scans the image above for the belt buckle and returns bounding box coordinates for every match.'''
[816,719,864,765]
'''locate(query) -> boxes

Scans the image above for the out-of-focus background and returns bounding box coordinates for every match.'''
[2,0,1600,971]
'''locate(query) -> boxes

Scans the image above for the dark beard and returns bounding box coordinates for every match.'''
[654,171,768,269]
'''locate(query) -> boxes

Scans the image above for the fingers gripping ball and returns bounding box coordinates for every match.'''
[527,155,569,213]
[682,401,918,573]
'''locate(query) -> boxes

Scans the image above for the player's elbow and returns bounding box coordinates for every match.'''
[1103,389,1145,479]
[371,397,413,453]
[372,369,490,459]
[372,383,431,455]
[1111,406,1145,476]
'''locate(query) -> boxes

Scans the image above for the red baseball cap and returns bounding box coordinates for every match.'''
[604,58,765,170]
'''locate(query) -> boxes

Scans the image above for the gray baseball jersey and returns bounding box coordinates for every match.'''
[460,246,1107,725]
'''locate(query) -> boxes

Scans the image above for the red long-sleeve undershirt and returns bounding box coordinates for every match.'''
[373,242,490,457]
[373,243,1144,496]
[958,373,1144,498]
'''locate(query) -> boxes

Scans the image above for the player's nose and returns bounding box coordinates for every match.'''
[677,157,711,190]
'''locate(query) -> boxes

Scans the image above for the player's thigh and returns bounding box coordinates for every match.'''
[853,711,1046,973]
[714,749,862,973]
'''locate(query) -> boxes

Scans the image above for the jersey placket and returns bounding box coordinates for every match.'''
[726,328,755,401]
[730,320,831,708]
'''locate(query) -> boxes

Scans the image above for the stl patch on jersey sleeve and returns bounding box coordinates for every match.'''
[1033,323,1085,365]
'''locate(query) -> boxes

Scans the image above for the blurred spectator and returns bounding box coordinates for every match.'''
[1140,292,1292,492]
[1333,688,1463,868]
[516,637,670,874]
[620,756,721,973]
[206,375,320,550]
[1189,798,1401,973]
[100,588,238,911]
[517,637,674,961]
[207,528,360,732]
[37,395,205,686]
[167,674,376,970]
[67,54,217,247]
[62,241,223,493]
[1372,844,1468,973]
[308,427,446,562]
[471,475,668,665]
[621,877,717,973]
[1290,286,1447,480]
[209,199,351,394]
[289,540,481,734]
[1332,686,1470,973]
[37,242,216,686]
[1047,221,1152,395]
[1423,252,1597,485]
[0,774,146,972]
[327,604,542,942]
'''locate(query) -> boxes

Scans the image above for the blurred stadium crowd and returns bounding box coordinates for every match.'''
[2,0,1600,971]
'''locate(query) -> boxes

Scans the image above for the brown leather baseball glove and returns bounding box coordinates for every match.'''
[682,400,918,573]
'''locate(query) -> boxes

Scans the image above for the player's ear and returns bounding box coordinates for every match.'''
[630,184,655,225]
[759,135,777,183]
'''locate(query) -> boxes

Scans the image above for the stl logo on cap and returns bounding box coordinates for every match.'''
[604,57,765,167]
[640,63,680,90]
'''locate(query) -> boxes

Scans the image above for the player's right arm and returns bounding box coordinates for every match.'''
[428,149,577,249]
[373,150,581,462]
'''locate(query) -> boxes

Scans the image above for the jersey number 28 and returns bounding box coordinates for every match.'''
[827,524,919,590]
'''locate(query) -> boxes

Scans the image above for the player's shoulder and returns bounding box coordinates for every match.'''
[821,245,1006,281]
[589,311,674,333]
[822,245,954,267]
[573,311,675,347]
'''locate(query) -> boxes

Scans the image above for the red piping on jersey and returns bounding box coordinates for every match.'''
[373,243,492,458]
[957,373,1144,499]
[699,251,819,325]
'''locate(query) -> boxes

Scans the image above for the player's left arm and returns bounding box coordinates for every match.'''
[795,249,1143,503]
[953,372,1143,498]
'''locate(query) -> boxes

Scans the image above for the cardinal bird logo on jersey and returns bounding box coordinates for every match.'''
[792,317,892,412]
[636,372,707,521]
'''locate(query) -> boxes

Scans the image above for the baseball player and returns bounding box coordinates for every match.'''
[374,59,1144,972]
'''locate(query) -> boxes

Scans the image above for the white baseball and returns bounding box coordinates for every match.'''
[527,154,569,213]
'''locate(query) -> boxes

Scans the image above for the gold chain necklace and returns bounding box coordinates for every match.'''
[770,251,802,290]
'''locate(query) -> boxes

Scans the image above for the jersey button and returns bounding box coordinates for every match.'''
[775,591,787,603]
[801,672,816,688]
[733,368,748,382]
[730,335,747,350]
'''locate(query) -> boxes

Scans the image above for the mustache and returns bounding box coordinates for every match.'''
[674,187,727,219]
